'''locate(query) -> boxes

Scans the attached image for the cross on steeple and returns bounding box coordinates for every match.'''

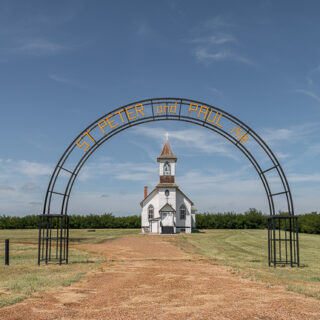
[165,132,169,141]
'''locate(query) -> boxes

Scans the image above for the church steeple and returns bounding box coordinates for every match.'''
[157,140,177,184]
[157,140,177,162]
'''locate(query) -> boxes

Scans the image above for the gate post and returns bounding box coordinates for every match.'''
[267,216,299,267]
[5,239,9,265]
[38,214,69,265]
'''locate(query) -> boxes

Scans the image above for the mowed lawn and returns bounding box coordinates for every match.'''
[171,229,320,299]
[0,229,139,307]
[0,229,319,308]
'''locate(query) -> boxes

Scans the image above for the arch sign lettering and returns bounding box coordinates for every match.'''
[38,98,300,267]
[76,101,249,152]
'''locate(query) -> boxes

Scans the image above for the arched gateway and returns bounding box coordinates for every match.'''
[38,98,300,267]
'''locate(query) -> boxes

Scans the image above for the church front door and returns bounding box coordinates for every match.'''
[161,211,174,234]
[162,226,174,234]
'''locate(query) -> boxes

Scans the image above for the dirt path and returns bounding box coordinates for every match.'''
[1,234,320,319]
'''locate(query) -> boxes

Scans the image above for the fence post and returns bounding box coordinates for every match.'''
[5,239,9,265]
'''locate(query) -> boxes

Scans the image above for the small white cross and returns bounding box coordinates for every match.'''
[165,132,169,141]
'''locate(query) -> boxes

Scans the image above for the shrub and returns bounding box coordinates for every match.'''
[0,210,319,234]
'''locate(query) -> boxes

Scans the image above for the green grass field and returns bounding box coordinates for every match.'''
[171,229,320,299]
[0,228,319,308]
[0,229,139,307]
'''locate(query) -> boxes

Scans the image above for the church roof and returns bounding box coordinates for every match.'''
[176,188,194,206]
[140,186,194,207]
[140,188,158,207]
[159,203,176,212]
[156,183,179,188]
[157,140,177,162]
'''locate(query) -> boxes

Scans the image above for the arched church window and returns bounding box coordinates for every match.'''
[148,205,154,220]
[180,204,186,220]
[163,161,171,176]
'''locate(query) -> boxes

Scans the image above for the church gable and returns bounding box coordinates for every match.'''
[159,203,176,212]
[176,188,194,206]
[140,188,158,207]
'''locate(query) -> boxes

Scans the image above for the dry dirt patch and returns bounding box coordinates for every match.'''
[1,234,320,320]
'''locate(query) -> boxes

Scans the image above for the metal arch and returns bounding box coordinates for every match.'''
[38,98,299,267]
[45,97,291,217]
[63,117,274,217]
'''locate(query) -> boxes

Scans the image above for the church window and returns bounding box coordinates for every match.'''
[163,161,171,176]
[165,189,170,197]
[148,205,154,220]
[180,204,186,220]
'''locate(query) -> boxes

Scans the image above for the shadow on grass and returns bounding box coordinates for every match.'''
[68,260,97,264]
[191,229,206,233]
[42,259,98,265]
[69,238,92,242]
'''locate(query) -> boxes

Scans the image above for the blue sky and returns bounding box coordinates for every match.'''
[0,0,320,216]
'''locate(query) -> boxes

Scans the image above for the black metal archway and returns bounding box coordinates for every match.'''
[38,98,299,267]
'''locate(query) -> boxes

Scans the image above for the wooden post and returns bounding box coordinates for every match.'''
[5,239,9,265]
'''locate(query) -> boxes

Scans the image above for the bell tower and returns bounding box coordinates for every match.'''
[157,139,177,184]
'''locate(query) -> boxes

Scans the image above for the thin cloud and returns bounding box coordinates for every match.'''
[195,48,254,65]
[296,89,320,103]
[69,191,143,215]
[201,16,234,29]
[284,142,320,169]
[195,48,228,61]
[50,74,71,84]
[261,123,319,144]
[100,194,109,198]
[0,159,53,181]
[49,73,89,89]
[306,143,320,155]
[29,201,42,206]
[310,64,320,74]
[188,17,254,66]
[132,126,239,160]
[261,128,292,143]
[288,173,320,183]
[190,33,237,45]
[16,38,66,56]
[21,183,40,191]
[78,158,156,183]
[136,22,151,36]
[275,152,290,159]
[208,87,222,96]
[115,172,155,181]
[178,168,261,193]
[0,185,15,191]
[18,160,52,176]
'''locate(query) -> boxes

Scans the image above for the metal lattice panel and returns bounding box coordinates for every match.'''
[38,214,69,265]
[268,216,299,267]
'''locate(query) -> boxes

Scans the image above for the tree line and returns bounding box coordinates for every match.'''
[0,209,319,234]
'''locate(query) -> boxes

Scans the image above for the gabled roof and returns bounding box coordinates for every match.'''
[157,140,177,162]
[176,188,194,206]
[140,188,157,207]
[159,203,176,212]
[156,183,179,188]
[140,186,194,207]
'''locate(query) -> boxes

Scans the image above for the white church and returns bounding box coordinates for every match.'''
[140,139,196,234]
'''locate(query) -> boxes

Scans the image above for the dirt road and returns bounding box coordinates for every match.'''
[1,234,320,319]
